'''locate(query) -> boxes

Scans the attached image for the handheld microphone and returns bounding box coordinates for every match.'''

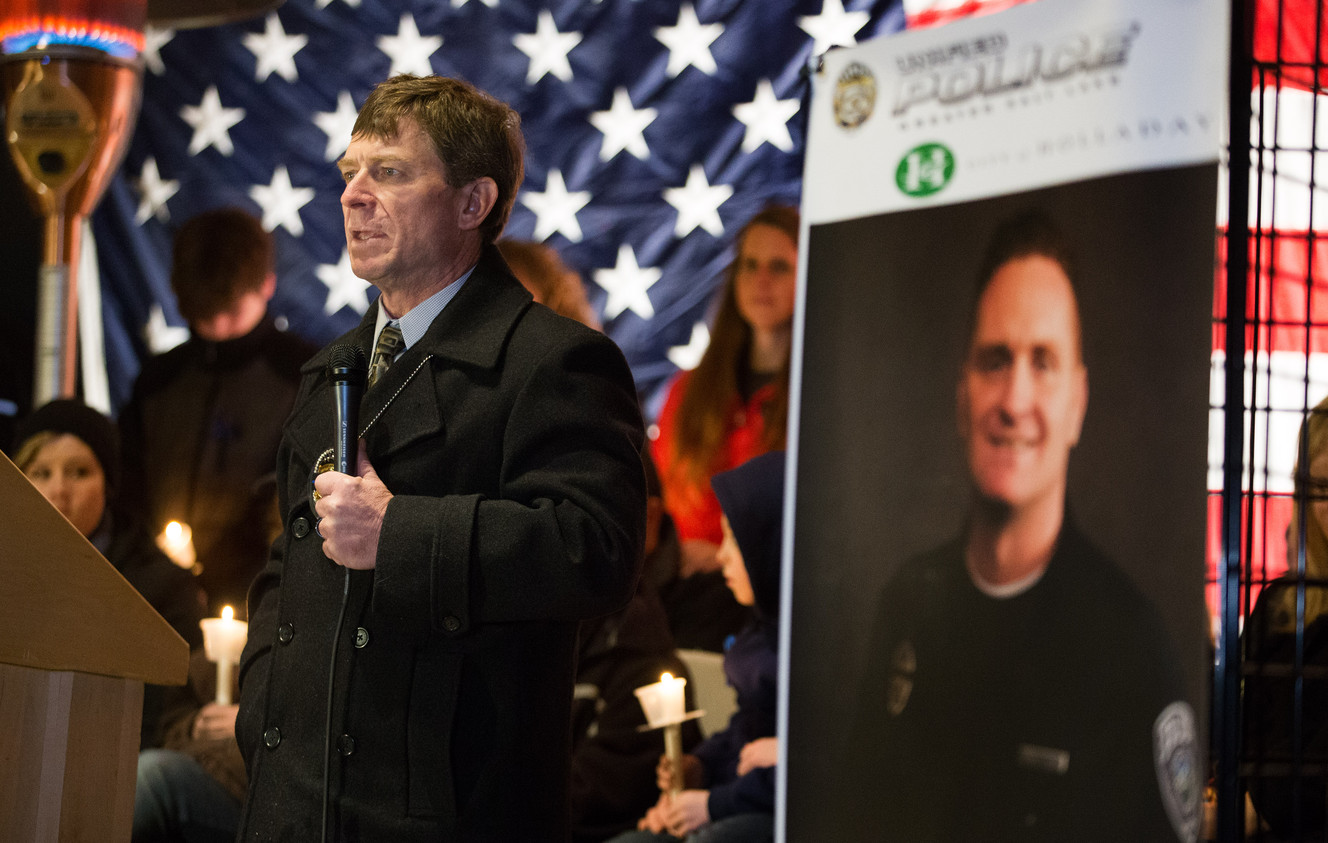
[327,344,368,474]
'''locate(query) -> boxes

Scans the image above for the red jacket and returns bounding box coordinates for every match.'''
[650,371,777,545]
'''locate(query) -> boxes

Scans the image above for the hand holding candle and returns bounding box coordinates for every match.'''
[199,606,247,705]
[634,672,689,796]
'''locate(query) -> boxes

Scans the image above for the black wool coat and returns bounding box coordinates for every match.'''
[236,247,647,841]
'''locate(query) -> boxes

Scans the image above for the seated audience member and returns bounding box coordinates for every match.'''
[572,546,703,842]
[612,451,786,843]
[650,207,798,577]
[119,206,315,616]
[500,235,749,654]
[1244,395,1328,839]
[13,399,206,747]
[642,451,750,653]
[134,648,244,843]
[498,238,602,329]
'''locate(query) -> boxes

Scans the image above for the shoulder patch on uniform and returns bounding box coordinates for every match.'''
[1153,700,1201,843]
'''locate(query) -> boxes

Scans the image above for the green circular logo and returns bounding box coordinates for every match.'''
[895,143,955,197]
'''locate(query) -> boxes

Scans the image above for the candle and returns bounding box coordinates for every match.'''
[157,520,197,571]
[199,606,248,705]
[633,672,689,795]
[634,672,688,728]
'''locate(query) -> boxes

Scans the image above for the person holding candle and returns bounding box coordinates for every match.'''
[118,207,316,617]
[11,399,207,748]
[612,451,785,843]
[133,643,247,843]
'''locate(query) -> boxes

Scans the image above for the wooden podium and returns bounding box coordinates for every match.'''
[0,452,188,842]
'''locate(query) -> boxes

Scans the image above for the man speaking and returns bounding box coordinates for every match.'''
[854,211,1201,842]
[235,75,646,841]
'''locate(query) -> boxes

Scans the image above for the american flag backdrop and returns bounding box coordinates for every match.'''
[81,0,914,419]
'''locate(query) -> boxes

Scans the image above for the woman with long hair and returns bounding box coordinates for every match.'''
[650,206,798,577]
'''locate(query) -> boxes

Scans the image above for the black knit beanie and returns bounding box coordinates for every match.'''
[13,399,120,492]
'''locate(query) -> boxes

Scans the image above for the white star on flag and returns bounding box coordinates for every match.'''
[521,169,591,242]
[314,91,359,162]
[654,4,722,77]
[181,86,245,156]
[798,0,870,55]
[595,244,661,320]
[668,322,710,371]
[144,304,190,354]
[243,14,308,83]
[315,0,361,7]
[513,10,581,84]
[143,26,173,75]
[135,157,179,224]
[377,14,442,78]
[250,165,316,236]
[733,79,799,153]
[317,250,372,316]
[451,0,498,6]
[664,164,732,237]
[591,88,657,163]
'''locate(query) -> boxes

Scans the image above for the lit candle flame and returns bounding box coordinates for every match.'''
[165,520,184,543]
[661,672,674,682]
[222,605,234,621]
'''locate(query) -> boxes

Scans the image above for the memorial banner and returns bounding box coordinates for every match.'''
[785,0,1225,839]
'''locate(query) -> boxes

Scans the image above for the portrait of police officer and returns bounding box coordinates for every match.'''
[849,210,1202,843]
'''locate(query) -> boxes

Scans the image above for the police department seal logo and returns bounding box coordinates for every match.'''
[1154,701,1202,843]
[833,61,876,129]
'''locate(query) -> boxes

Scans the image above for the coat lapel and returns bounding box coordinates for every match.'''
[359,246,533,462]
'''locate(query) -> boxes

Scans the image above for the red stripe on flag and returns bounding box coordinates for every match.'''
[1213,228,1328,355]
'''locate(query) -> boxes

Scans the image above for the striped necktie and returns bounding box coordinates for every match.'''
[367,323,404,388]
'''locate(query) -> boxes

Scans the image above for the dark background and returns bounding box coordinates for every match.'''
[1,150,42,453]
[785,163,1218,837]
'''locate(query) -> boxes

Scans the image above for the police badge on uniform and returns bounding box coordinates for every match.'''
[886,639,916,716]
[833,61,877,130]
[1154,700,1202,843]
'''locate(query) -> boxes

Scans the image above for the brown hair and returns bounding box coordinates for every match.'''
[497,239,600,329]
[667,205,799,490]
[13,431,56,474]
[171,207,273,324]
[354,74,525,245]
[968,208,1083,362]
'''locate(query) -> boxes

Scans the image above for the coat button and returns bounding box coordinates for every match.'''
[277,624,295,644]
[292,517,311,539]
[354,627,369,648]
[336,734,356,756]
[263,727,282,749]
[442,616,461,632]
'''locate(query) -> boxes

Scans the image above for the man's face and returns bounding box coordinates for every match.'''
[338,118,468,299]
[191,276,274,342]
[958,254,1087,515]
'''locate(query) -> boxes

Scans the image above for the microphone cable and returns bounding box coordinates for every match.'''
[320,344,366,843]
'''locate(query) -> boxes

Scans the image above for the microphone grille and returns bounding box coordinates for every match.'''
[328,343,367,375]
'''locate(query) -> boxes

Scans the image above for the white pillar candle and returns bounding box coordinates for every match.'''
[634,672,688,728]
[199,606,248,705]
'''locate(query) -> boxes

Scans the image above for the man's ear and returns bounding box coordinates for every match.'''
[259,271,278,302]
[956,378,970,441]
[458,177,499,232]
[1068,364,1088,448]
